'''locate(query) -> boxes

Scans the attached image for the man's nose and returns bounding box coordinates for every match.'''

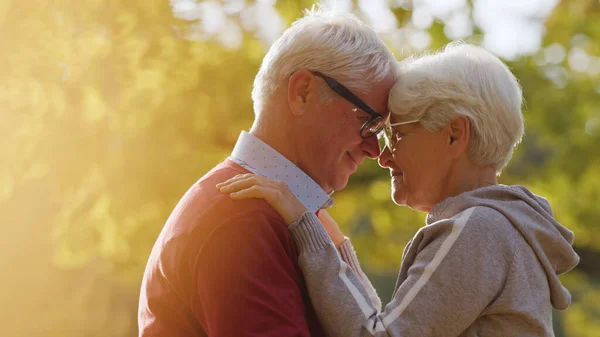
[378,146,393,168]
[362,134,382,159]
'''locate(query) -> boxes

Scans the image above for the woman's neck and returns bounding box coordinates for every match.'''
[448,161,498,199]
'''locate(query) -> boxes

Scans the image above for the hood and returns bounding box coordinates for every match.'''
[427,184,580,310]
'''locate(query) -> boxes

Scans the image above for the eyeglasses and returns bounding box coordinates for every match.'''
[379,119,420,151]
[312,71,385,139]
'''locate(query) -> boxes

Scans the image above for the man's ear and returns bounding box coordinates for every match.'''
[288,70,318,116]
[447,115,470,158]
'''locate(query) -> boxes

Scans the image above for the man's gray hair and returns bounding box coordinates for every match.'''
[252,6,397,113]
[389,42,524,174]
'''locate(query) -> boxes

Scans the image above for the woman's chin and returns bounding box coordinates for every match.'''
[391,189,407,206]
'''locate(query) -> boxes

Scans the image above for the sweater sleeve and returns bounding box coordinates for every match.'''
[288,208,512,337]
[337,240,382,312]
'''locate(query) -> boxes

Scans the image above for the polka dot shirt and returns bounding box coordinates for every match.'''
[230,131,334,213]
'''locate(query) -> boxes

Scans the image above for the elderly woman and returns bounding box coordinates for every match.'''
[217,43,579,337]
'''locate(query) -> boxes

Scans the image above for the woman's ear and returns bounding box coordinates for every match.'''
[447,115,470,157]
[288,70,318,117]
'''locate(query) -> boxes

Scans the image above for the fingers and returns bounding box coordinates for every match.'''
[219,175,265,194]
[229,185,274,202]
[216,173,307,225]
[217,174,288,194]
[215,173,254,190]
[216,173,293,211]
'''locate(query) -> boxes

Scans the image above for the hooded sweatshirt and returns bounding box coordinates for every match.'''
[289,185,580,337]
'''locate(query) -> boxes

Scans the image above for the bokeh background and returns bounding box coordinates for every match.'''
[1,0,599,336]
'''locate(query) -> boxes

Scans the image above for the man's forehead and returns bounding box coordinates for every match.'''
[370,77,395,109]
[361,87,392,115]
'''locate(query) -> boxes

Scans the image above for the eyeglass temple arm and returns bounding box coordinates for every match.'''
[388,119,420,127]
[312,72,381,118]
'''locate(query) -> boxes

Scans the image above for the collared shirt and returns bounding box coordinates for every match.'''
[230,131,334,213]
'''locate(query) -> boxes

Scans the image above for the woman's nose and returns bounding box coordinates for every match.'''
[378,146,393,168]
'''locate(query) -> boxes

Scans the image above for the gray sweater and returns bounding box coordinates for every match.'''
[289,185,579,337]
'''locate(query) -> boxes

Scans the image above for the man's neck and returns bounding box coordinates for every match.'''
[249,117,300,167]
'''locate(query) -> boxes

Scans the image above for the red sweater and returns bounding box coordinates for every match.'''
[138,159,326,337]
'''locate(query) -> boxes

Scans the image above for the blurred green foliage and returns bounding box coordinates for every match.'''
[0,0,598,336]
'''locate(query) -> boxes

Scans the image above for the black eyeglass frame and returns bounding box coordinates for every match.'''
[311,71,385,139]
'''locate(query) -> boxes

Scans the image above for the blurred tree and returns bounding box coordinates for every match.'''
[0,0,598,336]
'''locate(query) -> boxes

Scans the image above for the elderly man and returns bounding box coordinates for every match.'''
[138,8,397,337]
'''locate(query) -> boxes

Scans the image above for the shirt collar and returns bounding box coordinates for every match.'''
[229,131,334,213]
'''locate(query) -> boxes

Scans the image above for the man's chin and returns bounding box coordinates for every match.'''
[330,175,350,192]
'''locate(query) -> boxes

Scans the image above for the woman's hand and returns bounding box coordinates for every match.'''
[317,209,347,246]
[216,173,308,224]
